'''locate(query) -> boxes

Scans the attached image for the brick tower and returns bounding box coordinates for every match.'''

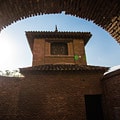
[26,27,92,66]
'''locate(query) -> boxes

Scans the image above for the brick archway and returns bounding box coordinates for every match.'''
[0,0,120,43]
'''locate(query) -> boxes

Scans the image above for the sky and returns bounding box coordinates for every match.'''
[0,13,120,70]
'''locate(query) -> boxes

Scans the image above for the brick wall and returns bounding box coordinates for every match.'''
[0,70,104,120]
[33,39,45,66]
[0,76,21,120]
[44,55,75,64]
[102,69,120,120]
[73,39,86,65]
[32,38,86,66]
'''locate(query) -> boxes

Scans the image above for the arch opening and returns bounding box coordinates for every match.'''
[0,14,120,70]
[0,0,119,43]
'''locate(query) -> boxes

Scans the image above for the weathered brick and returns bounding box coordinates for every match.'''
[0,70,105,120]
[102,69,120,120]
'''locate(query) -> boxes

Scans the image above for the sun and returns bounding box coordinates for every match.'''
[0,32,16,70]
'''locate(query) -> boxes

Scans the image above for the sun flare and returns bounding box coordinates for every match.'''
[0,32,16,70]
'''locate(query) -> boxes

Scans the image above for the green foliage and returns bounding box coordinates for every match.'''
[74,54,79,61]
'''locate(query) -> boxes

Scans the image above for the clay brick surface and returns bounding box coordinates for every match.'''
[0,70,104,120]
[33,39,45,65]
[32,38,86,66]
[102,70,120,120]
[0,76,21,120]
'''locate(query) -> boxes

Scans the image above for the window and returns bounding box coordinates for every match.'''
[51,42,68,55]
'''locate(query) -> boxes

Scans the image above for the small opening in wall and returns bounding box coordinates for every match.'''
[51,42,68,55]
[85,94,104,120]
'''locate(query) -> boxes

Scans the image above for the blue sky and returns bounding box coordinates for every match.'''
[0,13,120,70]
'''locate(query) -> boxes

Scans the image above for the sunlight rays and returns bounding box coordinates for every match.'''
[0,31,17,70]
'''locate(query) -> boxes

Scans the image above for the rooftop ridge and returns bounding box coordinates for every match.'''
[20,64,109,72]
[25,31,91,34]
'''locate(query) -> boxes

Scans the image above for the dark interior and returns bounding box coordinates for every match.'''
[85,95,104,120]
